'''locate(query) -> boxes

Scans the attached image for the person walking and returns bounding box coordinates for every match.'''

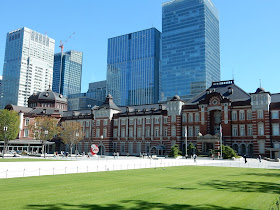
[244,155,247,163]
[258,154,261,163]
[193,154,197,163]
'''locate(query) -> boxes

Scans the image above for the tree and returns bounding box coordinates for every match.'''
[0,109,20,158]
[59,121,85,156]
[29,116,60,158]
[187,143,196,156]
[168,144,181,158]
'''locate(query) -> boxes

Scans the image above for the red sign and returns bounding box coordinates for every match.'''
[91,144,99,155]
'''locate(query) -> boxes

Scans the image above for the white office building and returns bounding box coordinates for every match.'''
[1,27,55,108]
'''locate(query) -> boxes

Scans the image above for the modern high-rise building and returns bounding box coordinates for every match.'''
[161,0,220,101]
[87,80,107,102]
[107,28,161,106]
[52,50,83,97]
[0,76,3,107]
[1,27,55,108]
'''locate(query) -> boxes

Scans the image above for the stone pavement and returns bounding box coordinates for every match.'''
[0,156,279,179]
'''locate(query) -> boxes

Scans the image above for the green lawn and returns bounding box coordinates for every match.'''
[0,166,279,209]
[0,158,63,162]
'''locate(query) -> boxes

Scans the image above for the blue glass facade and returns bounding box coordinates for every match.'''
[161,0,220,101]
[107,28,161,106]
[52,50,83,97]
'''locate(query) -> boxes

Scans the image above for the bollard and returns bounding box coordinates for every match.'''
[113,165,114,171]
[77,166,78,173]
[97,165,98,172]
[53,168,54,175]
[65,167,67,174]
[23,169,25,177]
[134,164,135,169]
[87,166,88,173]
[39,168,40,176]
[6,169,8,179]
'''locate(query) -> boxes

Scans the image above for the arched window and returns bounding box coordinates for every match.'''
[171,126,176,136]
[233,144,239,154]
[248,144,254,156]
[241,144,246,155]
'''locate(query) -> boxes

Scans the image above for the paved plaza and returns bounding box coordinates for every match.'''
[0,156,279,179]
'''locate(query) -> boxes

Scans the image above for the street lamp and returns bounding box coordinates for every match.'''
[43,130,48,158]
[2,126,8,158]
[75,132,79,157]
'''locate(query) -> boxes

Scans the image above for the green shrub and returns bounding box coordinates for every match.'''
[222,145,237,159]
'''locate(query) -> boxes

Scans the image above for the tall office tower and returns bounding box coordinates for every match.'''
[0,76,3,107]
[87,80,107,102]
[107,28,161,106]
[52,50,83,97]
[1,27,55,108]
[161,0,220,101]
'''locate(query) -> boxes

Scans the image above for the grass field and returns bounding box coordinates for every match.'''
[0,166,279,209]
[0,158,63,162]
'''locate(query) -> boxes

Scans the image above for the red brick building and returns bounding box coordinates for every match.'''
[4,80,280,159]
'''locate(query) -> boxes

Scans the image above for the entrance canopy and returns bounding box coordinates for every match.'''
[0,139,55,145]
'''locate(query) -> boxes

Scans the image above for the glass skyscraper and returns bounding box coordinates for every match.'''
[52,50,83,97]
[107,28,161,106]
[161,0,220,101]
[1,27,55,108]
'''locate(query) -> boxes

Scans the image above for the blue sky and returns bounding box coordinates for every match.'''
[0,0,279,94]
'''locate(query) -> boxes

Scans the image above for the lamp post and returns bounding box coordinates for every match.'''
[43,130,48,158]
[75,132,79,158]
[2,126,8,158]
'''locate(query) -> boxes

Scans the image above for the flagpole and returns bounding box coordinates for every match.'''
[220,124,222,159]
[185,127,188,157]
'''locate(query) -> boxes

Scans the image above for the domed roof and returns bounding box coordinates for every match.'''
[29,89,67,103]
[255,87,265,93]
[171,95,181,101]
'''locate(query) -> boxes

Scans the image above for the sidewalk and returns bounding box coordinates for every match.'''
[0,156,279,179]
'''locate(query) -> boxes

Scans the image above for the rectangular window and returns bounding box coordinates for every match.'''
[129,128,133,137]
[232,111,237,121]
[239,125,245,136]
[137,127,142,137]
[85,129,89,138]
[257,110,264,119]
[195,113,199,122]
[171,126,176,136]
[248,125,253,136]
[86,121,90,127]
[24,129,29,137]
[121,128,125,137]
[146,118,150,124]
[120,142,125,153]
[146,127,150,137]
[188,114,193,123]
[96,129,100,137]
[137,118,142,125]
[129,119,134,125]
[155,118,159,124]
[113,142,117,152]
[188,126,193,137]
[195,126,200,136]
[114,119,118,126]
[164,117,168,124]
[232,125,238,136]
[25,118,30,126]
[113,129,118,137]
[272,111,279,119]
[103,120,108,126]
[247,110,252,120]
[272,124,279,136]
[182,114,187,123]
[164,127,168,137]
[239,111,245,121]
[155,127,159,137]
[121,119,126,125]
[96,120,100,126]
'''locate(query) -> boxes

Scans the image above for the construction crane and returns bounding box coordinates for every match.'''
[58,32,75,94]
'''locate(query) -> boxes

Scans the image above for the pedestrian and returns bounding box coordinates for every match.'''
[244,155,247,163]
[258,154,261,163]
[212,154,214,160]
[185,154,188,159]
[193,154,197,163]
[117,152,119,158]
[113,152,116,159]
